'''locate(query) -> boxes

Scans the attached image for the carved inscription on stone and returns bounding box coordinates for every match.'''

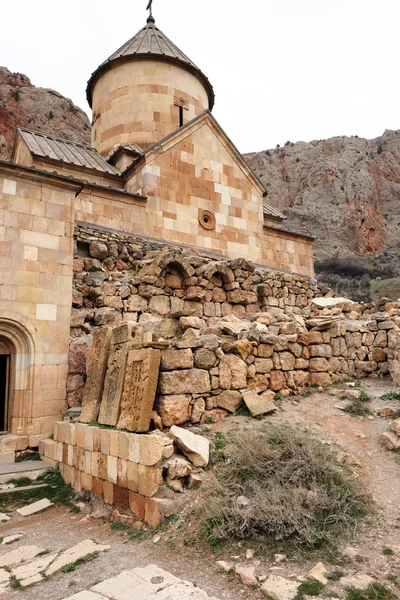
[80,327,112,423]
[117,348,161,432]
[98,338,130,427]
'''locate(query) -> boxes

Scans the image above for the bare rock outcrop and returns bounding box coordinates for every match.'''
[245,132,400,301]
[0,67,91,160]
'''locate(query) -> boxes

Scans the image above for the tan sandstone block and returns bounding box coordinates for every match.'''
[127,461,139,493]
[138,465,163,498]
[139,435,164,466]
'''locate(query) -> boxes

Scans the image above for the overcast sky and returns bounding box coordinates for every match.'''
[2,0,399,153]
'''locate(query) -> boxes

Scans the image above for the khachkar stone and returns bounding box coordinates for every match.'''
[99,324,133,426]
[80,327,112,423]
[117,348,161,432]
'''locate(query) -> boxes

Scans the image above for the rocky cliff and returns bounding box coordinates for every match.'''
[0,67,91,160]
[245,132,400,301]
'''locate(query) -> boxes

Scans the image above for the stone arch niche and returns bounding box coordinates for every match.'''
[0,314,39,436]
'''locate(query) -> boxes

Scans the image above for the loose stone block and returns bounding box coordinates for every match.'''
[80,327,112,423]
[243,391,277,417]
[216,390,242,413]
[17,499,53,517]
[117,348,161,433]
[169,426,210,467]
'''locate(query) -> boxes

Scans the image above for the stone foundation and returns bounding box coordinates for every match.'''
[40,423,172,527]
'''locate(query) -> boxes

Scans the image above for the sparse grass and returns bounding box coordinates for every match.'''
[110,521,132,534]
[10,575,22,589]
[0,466,73,512]
[295,580,324,600]
[328,569,345,580]
[202,425,370,551]
[344,400,372,417]
[6,477,33,487]
[183,535,197,547]
[15,452,41,463]
[381,392,400,401]
[346,583,396,600]
[235,401,251,417]
[383,547,394,555]
[214,432,227,458]
[60,551,100,573]
[358,392,372,403]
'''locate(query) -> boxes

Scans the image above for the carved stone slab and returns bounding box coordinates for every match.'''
[98,333,131,427]
[117,348,161,432]
[80,327,112,424]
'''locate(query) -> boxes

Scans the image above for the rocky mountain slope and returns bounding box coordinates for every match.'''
[245,132,400,301]
[0,67,91,160]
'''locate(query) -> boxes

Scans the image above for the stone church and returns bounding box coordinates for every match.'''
[0,11,314,448]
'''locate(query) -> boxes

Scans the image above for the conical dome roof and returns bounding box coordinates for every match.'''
[87,17,214,109]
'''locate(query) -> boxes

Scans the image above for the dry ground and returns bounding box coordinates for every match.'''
[3,378,400,599]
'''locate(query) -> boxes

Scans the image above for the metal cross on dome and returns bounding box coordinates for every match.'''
[146,0,153,17]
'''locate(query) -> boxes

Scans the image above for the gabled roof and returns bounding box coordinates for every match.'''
[125,110,286,221]
[108,143,144,166]
[263,198,287,220]
[15,128,121,176]
[87,17,214,109]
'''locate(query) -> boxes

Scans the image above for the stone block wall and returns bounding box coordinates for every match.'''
[40,422,171,527]
[0,167,78,439]
[68,225,400,429]
[68,225,326,411]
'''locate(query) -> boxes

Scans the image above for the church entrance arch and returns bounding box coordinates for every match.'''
[0,337,12,432]
[0,315,38,435]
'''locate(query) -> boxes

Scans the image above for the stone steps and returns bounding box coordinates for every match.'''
[0,460,48,484]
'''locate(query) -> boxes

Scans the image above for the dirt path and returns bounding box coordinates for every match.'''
[3,378,400,599]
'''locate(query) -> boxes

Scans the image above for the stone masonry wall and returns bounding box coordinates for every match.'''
[40,422,171,527]
[68,225,400,429]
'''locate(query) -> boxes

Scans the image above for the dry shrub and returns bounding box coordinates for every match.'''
[203,425,370,549]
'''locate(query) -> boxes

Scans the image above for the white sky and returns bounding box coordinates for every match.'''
[2,0,399,153]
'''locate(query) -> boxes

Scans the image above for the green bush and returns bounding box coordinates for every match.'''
[202,425,370,549]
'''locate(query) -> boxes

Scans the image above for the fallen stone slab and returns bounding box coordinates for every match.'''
[63,593,109,600]
[46,539,110,577]
[0,569,10,584]
[0,514,10,523]
[92,565,178,599]
[2,534,23,545]
[169,426,210,467]
[155,581,215,599]
[242,391,277,418]
[12,552,58,587]
[261,575,299,600]
[0,545,43,567]
[16,498,53,516]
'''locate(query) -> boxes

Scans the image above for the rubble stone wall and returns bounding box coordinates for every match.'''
[69,225,400,429]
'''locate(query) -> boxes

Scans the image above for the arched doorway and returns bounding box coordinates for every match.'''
[0,337,13,433]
